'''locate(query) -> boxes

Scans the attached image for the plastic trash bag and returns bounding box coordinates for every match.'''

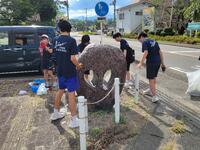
[18,90,27,96]
[37,83,48,96]
[186,69,200,97]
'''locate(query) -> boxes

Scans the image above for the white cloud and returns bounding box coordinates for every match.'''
[69,6,114,19]
[69,8,95,19]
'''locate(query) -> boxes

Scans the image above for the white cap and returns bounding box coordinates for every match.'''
[41,34,49,39]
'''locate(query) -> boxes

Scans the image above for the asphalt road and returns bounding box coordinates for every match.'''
[73,33,200,73]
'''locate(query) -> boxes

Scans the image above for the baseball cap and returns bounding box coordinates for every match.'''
[41,34,49,39]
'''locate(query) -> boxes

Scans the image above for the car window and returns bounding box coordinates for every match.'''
[0,31,9,47]
[14,33,35,46]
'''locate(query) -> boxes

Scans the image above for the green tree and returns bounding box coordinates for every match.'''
[75,20,85,31]
[0,0,34,24]
[32,0,57,23]
[0,0,57,25]
[184,0,200,22]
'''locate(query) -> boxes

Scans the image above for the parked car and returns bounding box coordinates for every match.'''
[0,25,56,73]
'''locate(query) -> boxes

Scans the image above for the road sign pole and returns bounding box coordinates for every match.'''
[95,1,109,43]
[100,21,103,44]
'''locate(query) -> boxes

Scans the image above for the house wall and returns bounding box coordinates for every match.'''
[116,4,148,33]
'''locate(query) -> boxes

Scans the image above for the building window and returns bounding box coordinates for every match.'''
[119,13,124,20]
[135,11,143,16]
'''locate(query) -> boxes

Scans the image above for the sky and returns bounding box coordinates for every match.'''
[59,0,134,19]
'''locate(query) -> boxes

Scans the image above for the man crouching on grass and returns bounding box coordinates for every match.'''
[50,19,82,128]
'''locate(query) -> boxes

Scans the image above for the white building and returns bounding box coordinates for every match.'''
[116,1,153,34]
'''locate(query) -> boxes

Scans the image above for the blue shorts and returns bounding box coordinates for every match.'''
[58,76,80,92]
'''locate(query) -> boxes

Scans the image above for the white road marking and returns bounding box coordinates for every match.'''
[165,51,199,58]
[191,65,200,70]
[169,67,187,73]
[168,50,200,53]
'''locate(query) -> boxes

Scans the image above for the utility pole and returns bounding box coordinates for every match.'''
[110,0,117,32]
[66,0,69,20]
[85,8,88,31]
[114,0,116,32]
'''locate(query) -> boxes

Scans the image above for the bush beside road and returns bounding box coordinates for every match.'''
[123,33,200,45]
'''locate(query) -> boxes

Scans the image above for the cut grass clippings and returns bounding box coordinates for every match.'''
[160,140,176,150]
[171,120,186,134]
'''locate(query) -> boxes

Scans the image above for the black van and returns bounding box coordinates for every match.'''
[0,26,56,73]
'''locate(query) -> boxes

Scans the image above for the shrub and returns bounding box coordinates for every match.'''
[149,31,155,35]
[123,33,138,39]
[164,27,175,36]
[144,29,149,34]
[155,28,163,35]
[195,31,200,38]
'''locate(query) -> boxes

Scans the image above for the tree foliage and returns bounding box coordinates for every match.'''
[32,0,57,22]
[184,0,200,22]
[0,0,57,25]
[0,0,34,24]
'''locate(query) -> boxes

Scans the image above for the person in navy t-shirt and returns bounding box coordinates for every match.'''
[50,20,83,128]
[113,33,135,87]
[137,32,166,103]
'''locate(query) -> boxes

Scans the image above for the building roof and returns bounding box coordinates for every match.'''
[117,0,153,11]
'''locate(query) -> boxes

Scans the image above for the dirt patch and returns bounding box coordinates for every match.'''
[88,125,137,150]
[86,91,150,149]
[1,79,200,149]
[0,79,31,97]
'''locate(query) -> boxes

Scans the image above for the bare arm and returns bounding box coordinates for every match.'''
[71,55,82,70]
[137,50,148,68]
[46,47,53,53]
[159,50,165,65]
[140,50,148,65]
[124,49,127,57]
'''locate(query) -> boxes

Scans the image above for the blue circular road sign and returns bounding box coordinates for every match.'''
[95,1,109,17]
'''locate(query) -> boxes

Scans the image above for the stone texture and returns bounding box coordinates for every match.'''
[77,44,127,111]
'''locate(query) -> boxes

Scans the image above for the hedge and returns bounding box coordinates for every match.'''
[123,33,200,44]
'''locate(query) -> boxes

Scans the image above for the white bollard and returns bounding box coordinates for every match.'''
[78,96,88,150]
[114,78,120,124]
[134,71,140,104]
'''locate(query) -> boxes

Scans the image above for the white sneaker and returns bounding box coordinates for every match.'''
[60,105,68,115]
[68,117,79,128]
[53,82,58,88]
[128,81,134,86]
[50,112,65,121]
[152,96,160,103]
[124,81,129,88]
[143,88,153,96]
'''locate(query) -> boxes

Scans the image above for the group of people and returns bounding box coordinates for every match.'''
[39,19,165,128]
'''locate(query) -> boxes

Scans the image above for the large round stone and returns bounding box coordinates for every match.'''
[77,44,126,111]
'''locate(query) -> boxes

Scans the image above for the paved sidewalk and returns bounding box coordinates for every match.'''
[0,78,200,150]
[130,63,200,126]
